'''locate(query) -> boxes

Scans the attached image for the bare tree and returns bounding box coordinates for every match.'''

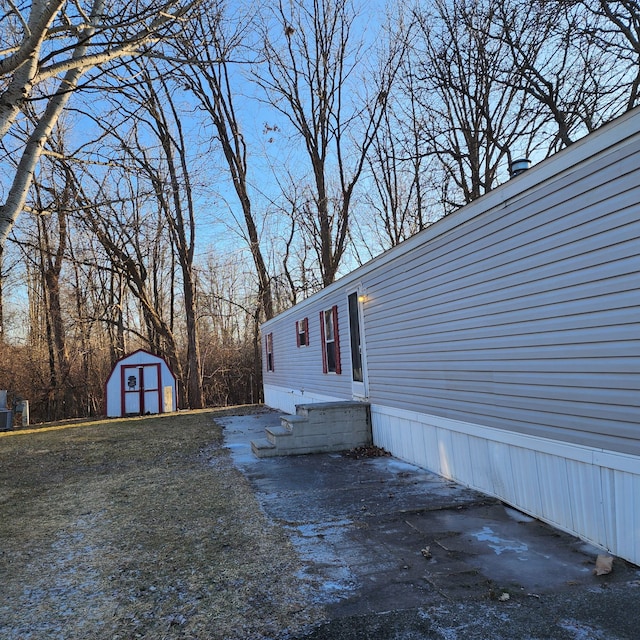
[491,0,624,153]
[276,178,323,306]
[98,61,205,408]
[255,0,402,286]
[199,253,262,405]
[35,192,71,418]
[90,203,188,406]
[364,99,432,249]
[351,10,435,251]
[574,0,640,112]
[174,3,275,321]
[0,0,202,250]
[10,149,91,419]
[0,246,7,341]
[406,0,540,211]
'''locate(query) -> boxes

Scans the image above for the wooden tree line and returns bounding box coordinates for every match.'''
[0,0,638,421]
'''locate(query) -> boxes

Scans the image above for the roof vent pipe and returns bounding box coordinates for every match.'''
[509,157,531,178]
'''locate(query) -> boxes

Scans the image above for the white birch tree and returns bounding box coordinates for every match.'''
[0,0,201,250]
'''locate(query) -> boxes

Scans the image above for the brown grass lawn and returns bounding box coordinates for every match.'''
[0,409,319,639]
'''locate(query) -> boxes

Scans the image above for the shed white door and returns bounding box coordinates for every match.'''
[121,363,162,415]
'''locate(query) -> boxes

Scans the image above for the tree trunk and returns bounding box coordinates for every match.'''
[0,0,106,247]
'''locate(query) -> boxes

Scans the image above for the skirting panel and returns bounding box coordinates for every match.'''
[371,404,640,567]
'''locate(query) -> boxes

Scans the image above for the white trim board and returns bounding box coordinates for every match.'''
[370,403,639,475]
[263,384,343,415]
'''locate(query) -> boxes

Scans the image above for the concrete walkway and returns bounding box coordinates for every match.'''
[219,410,640,640]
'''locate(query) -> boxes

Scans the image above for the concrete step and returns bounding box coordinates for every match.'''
[253,402,372,459]
[265,425,293,445]
[281,415,307,431]
[251,438,277,458]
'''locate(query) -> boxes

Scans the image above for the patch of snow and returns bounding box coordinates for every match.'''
[559,619,607,639]
[418,605,513,640]
[379,458,421,474]
[577,542,607,556]
[471,526,529,557]
[287,519,358,605]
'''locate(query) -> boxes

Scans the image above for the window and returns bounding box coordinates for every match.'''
[296,318,309,347]
[265,332,274,372]
[320,306,341,374]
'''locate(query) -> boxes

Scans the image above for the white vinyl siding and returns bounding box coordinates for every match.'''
[262,108,640,456]
[360,141,640,455]
[263,296,352,400]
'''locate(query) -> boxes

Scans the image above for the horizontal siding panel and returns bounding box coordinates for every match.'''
[368,194,639,301]
[368,341,640,362]
[430,412,638,457]
[367,155,640,297]
[459,175,639,262]
[367,245,639,326]
[367,325,639,353]
[362,369,640,392]
[367,384,639,419]
[367,304,634,347]
[366,356,639,375]
[372,390,640,436]
[366,313,638,357]
[367,305,639,342]
[368,379,640,424]
[494,143,640,230]
[367,281,638,347]
[368,374,640,407]
[372,217,637,311]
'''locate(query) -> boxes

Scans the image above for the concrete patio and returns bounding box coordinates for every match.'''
[220,409,640,640]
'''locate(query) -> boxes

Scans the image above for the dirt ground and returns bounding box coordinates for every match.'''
[0,409,322,639]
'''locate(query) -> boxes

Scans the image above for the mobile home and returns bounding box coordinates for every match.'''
[261,108,640,566]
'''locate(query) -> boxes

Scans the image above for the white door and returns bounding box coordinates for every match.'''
[122,364,162,415]
[348,291,368,399]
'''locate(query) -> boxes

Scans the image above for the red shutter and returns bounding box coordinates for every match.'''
[304,317,309,345]
[332,305,341,374]
[319,311,327,373]
[296,321,300,347]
